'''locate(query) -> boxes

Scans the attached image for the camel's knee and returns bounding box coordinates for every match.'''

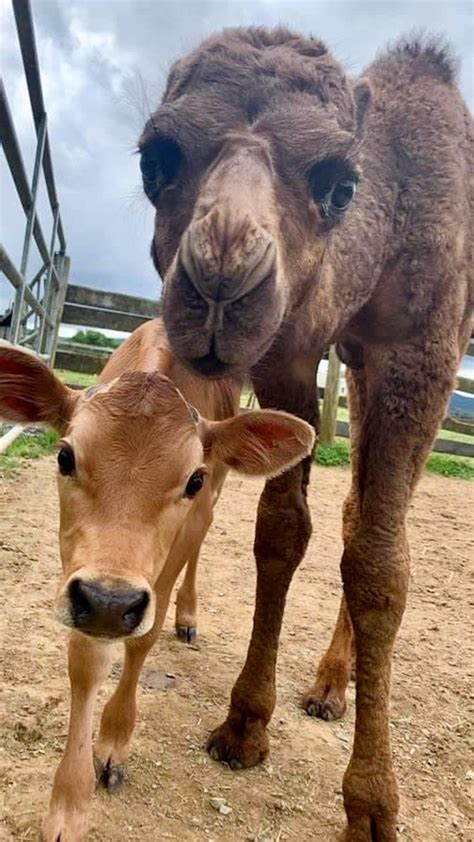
[254,467,312,571]
[341,534,410,640]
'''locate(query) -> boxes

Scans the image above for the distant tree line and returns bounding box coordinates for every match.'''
[68,330,122,349]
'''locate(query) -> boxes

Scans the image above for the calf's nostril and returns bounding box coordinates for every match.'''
[68,579,93,623]
[122,590,149,632]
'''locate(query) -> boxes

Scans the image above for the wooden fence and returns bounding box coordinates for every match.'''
[55,284,160,373]
[57,284,474,459]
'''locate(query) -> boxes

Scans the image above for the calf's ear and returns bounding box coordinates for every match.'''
[0,344,77,434]
[203,409,315,477]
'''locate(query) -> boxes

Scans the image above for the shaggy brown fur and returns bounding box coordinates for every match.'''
[140,28,473,841]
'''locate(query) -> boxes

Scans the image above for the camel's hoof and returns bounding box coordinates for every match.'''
[303,690,346,721]
[207,717,269,769]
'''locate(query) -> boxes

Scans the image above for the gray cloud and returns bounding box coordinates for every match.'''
[1,0,472,320]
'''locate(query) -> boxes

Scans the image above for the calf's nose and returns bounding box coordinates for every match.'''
[69,579,149,638]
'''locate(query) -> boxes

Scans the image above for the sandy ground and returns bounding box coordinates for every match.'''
[0,457,473,842]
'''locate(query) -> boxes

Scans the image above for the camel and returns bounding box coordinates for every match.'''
[138,28,473,840]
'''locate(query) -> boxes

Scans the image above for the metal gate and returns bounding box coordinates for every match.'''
[0,0,70,451]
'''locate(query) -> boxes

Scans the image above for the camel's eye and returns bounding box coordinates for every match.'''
[329,178,357,212]
[140,137,182,202]
[57,443,75,476]
[310,157,358,220]
[184,470,205,499]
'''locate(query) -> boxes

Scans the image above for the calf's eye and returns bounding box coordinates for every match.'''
[57,444,75,476]
[184,470,205,499]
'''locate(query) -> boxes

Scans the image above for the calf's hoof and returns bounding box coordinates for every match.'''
[207,714,269,769]
[303,658,351,721]
[94,756,125,794]
[175,624,197,643]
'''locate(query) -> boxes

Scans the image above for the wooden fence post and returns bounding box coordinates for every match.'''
[320,345,341,444]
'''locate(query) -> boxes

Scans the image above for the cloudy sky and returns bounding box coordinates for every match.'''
[0,0,472,321]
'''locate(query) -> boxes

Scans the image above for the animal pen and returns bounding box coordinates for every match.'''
[1,0,473,461]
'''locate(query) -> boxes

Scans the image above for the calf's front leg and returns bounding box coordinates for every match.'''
[42,632,113,842]
[175,550,199,643]
[95,505,213,788]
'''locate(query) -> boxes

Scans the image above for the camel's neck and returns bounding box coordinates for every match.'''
[99,318,241,422]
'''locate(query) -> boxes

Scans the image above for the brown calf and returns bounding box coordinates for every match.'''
[0,319,314,841]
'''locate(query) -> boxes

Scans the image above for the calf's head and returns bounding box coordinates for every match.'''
[0,346,314,639]
[140,27,371,376]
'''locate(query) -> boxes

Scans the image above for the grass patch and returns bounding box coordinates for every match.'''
[54,369,97,387]
[0,430,58,479]
[315,440,350,467]
[425,452,474,480]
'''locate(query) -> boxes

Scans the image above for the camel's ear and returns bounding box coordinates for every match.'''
[0,344,78,434]
[353,78,372,135]
[202,410,315,477]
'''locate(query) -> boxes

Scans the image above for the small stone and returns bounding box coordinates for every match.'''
[218,804,232,816]
[274,798,286,811]
[209,796,226,810]
[465,769,474,780]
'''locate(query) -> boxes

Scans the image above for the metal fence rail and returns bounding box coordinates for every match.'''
[0,0,70,451]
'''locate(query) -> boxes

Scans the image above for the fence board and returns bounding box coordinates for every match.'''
[62,303,153,333]
[55,345,109,375]
[65,285,159,320]
[457,376,474,395]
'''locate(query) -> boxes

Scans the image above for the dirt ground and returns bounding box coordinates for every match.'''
[0,457,473,842]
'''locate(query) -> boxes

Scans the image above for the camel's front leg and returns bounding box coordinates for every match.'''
[207,355,317,768]
[341,336,459,841]
[304,366,365,721]
[42,632,113,842]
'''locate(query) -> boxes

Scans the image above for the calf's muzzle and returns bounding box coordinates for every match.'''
[68,579,150,638]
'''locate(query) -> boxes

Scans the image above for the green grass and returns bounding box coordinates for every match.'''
[315,440,350,467]
[0,430,58,479]
[425,452,474,480]
[54,369,97,387]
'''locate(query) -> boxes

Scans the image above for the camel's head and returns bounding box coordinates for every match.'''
[139,27,371,377]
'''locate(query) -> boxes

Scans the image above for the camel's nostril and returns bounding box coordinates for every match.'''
[68,580,150,638]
